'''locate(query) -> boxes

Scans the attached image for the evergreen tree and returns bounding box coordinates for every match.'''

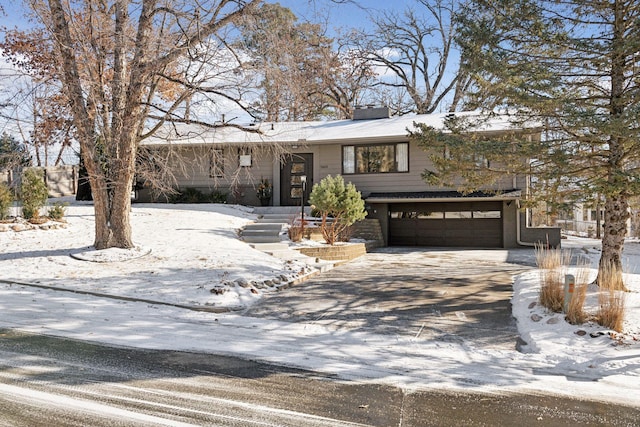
[308,175,367,245]
[411,0,640,284]
[20,168,48,220]
[0,133,31,170]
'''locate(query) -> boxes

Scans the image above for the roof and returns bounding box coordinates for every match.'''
[141,112,535,147]
[365,189,522,203]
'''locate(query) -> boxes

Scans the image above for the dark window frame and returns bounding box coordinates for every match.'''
[342,142,409,175]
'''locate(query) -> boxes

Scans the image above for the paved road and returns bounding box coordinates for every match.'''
[1,329,638,427]
[245,248,536,350]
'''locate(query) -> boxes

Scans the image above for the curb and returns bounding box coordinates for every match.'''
[0,267,330,315]
[0,279,238,313]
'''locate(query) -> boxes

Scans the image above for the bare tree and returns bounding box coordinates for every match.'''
[350,0,472,114]
[27,0,261,249]
[237,3,375,120]
[1,29,75,166]
[322,42,376,119]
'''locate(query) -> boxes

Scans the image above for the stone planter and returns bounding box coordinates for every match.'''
[295,242,366,262]
[259,197,271,206]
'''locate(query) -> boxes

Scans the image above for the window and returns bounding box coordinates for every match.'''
[443,145,489,168]
[445,211,472,219]
[473,210,501,219]
[391,210,501,219]
[238,148,252,167]
[209,148,224,178]
[343,143,409,174]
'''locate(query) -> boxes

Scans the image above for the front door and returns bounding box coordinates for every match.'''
[280,153,313,206]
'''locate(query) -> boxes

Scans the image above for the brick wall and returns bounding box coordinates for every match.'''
[296,243,367,261]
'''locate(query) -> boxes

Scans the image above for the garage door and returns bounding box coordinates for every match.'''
[389,201,503,247]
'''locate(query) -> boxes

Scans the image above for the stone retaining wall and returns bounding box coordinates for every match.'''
[296,243,367,262]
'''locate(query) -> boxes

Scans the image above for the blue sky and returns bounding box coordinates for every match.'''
[0,2,32,30]
[276,0,414,31]
[0,1,414,33]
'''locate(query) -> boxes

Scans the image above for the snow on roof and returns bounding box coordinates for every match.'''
[141,112,530,147]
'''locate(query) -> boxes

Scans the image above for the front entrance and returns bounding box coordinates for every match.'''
[280,153,313,206]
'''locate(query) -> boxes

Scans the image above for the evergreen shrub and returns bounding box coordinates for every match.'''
[308,175,366,245]
[20,168,48,220]
[0,182,13,220]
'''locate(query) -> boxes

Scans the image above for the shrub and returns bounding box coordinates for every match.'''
[20,168,48,220]
[209,190,228,204]
[596,262,626,332]
[308,175,366,245]
[169,187,227,204]
[48,202,68,221]
[0,182,13,220]
[256,178,272,200]
[288,225,303,242]
[565,261,590,325]
[535,244,571,313]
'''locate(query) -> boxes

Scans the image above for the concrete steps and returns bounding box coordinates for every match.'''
[240,207,299,244]
[255,215,293,223]
[241,226,285,243]
[242,207,334,272]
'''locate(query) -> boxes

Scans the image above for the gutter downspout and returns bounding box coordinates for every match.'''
[516,200,536,247]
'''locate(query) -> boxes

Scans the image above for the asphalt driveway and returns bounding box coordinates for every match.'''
[244,247,536,350]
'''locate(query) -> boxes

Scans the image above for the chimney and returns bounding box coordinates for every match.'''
[352,105,391,121]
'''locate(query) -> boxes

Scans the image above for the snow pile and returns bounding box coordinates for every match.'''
[512,238,640,386]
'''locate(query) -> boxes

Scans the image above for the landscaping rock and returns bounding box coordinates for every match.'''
[546,317,560,325]
[531,314,542,322]
[210,286,227,295]
[11,224,28,232]
[235,278,250,288]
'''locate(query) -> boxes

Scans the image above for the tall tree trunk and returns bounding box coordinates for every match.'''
[86,152,135,250]
[597,0,628,286]
[598,193,629,285]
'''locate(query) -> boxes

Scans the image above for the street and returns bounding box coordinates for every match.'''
[0,329,637,426]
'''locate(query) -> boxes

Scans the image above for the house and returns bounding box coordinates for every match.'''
[555,202,635,238]
[1,165,78,198]
[139,107,560,248]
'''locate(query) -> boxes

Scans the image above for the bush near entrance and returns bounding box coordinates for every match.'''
[308,175,366,245]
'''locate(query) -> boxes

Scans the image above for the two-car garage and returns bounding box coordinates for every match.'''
[365,191,519,248]
[388,201,504,247]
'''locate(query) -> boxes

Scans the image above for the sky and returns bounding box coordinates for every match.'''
[0,1,416,32]
[277,0,414,31]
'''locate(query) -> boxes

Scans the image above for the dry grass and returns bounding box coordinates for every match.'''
[538,270,564,312]
[536,244,572,313]
[565,260,590,325]
[288,225,303,242]
[596,262,626,332]
[536,246,628,333]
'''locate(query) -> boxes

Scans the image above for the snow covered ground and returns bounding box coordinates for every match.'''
[0,199,639,408]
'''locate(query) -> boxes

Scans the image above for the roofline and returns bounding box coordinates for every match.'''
[365,192,522,204]
[140,112,541,147]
